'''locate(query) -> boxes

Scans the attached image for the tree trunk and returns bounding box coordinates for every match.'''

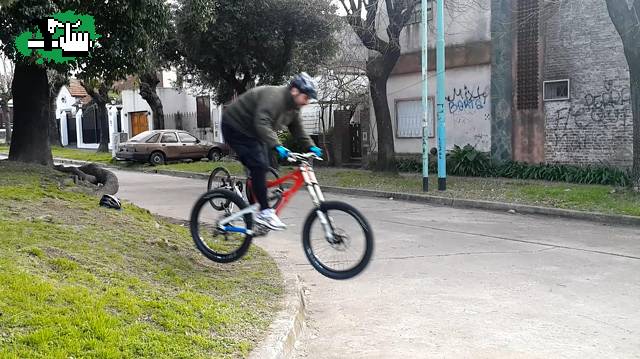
[96,86,110,152]
[366,52,399,172]
[605,0,640,189]
[139,72,164,130]
[48,94,61,147]
[8,62,52,166]
[83,82,111,153]
[369,77,396,172]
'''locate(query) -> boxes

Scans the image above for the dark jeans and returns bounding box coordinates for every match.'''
[221,119,269,210]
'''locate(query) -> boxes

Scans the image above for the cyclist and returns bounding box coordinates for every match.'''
[220,72,323,231]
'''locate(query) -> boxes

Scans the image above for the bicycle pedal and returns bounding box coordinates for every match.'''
[253,223,271,237]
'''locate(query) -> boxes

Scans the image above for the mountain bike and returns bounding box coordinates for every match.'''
[190,152,374,280]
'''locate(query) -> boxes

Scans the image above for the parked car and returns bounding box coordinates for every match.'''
[116,130,230,165]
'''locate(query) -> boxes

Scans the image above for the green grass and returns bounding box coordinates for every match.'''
[0,145,114,164]
[3,144,637,217]
[0,160,283,358]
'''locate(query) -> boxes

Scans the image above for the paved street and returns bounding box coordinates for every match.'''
[112,169,640,358]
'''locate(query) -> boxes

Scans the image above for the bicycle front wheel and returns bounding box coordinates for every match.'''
[302,201,374,280]
[190,189,253,263]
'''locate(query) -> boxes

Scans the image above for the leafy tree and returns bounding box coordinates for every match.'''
[0,0,170,161]
[176,0,339,104]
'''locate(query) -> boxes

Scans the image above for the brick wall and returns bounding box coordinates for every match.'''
[542,0,632,166]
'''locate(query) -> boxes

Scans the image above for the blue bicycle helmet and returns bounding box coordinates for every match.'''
[290,72,318,99]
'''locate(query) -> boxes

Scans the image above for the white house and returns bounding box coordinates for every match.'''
[371,0,492,154]
[119,71,224,143]
[56,79,124,150]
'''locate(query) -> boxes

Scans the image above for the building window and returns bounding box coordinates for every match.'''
[407,0,433,25]
[396,98,435,138]
[543,80,570,101]
[196,96,211,128]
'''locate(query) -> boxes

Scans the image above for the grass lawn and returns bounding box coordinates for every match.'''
[0,160,283,358]
[3,145,637,217]
[0,145,114,164]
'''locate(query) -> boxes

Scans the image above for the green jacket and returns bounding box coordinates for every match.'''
[222,86,315,149]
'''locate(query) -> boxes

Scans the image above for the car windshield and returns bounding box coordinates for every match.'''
[128,131,152,142]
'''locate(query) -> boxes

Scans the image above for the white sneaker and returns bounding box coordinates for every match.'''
[255,208,287,231]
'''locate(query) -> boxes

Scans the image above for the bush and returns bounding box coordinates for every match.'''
[366,145,631,187]
[494,161,631,187]
[446,144,492,177]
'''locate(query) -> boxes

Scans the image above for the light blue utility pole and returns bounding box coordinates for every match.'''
[421,0,429,192]
[436,0,447,191]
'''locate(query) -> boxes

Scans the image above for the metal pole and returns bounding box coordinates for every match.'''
[436,0,447,191]
[421,0,430,192]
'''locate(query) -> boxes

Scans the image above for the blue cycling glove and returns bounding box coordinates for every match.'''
[309,146,323,157]
[275,145,291,159]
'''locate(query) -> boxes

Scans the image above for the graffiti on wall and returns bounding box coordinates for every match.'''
[446,85,489,114]
[548,79,632,150]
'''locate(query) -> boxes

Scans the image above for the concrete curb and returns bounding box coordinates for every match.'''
[40,157,640,227]
[153,214,307,359]
[248,270,306,359]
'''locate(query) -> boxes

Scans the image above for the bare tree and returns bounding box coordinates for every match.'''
[339,0,419,171]
[605,0,640,189]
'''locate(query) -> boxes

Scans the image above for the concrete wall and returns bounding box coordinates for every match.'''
[542,0,632,166]
[399,0,491,53]
[376,64,491,154]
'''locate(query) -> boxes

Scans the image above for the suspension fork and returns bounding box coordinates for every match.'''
[302,165,336,242]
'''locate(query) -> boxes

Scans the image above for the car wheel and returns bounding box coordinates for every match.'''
[208,149,222,162]
[149,151,166,166]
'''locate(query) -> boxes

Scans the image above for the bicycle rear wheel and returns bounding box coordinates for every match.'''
[302,201,374,280]
[190,189,253,263]
[207,167,233,210]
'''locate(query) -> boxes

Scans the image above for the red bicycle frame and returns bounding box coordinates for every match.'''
[247,165,313,215]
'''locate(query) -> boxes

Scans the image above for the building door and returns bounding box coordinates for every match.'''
[350,123,362,158]
[130,112,149,137]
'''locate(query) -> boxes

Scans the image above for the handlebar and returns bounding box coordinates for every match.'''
[286,152,323,163]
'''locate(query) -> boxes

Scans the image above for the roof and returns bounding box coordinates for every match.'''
[112,76,137,91]
[68,79,89,98]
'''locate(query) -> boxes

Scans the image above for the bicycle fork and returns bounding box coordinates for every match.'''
[302,168,337,243]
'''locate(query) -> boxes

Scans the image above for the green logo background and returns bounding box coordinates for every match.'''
[15,11,100,65]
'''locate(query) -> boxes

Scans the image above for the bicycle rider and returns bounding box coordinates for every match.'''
[220,72,323,231]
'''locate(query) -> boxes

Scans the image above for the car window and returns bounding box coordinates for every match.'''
[129,131,152,142]
[145,133,161,143]
[160,133,178,143]
[178,132,198,143]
